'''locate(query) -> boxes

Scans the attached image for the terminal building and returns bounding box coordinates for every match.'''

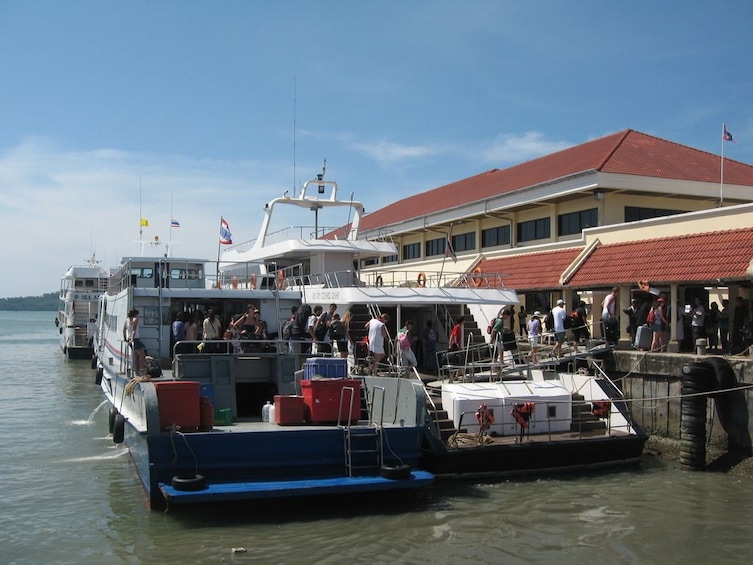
[354,129,753,353]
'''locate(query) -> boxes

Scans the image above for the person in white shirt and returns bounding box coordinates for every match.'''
[551,299,568,357]
[366,313,389,375]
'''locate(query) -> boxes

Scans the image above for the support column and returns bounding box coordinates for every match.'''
[616,284,632,350]
[667,284,681,352]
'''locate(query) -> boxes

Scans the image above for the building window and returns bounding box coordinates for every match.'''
[382,254,397,264]
[362,258,379,267]
[624,206,688,222]
[452,232,476,253]
[558,208,598,236]
[482,225,511,248]
[517,217,550,242]
[402,242,421,260]
[425,237,445,257]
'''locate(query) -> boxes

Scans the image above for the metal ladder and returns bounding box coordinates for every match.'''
[343,385,385,477]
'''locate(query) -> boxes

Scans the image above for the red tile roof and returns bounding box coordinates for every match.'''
[360,130,753,232]
[566,228,753,287]
[479,247,584,290]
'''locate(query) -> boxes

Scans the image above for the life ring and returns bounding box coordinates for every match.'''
[475,403,495,433]
[417,272,427,287]
[381,464,412,480]
[112,413,125,444]
[108,407,118,433]
[277,270,285,289]
[250,273,257,289]
[471,267,483,288]
[171,474,207,491]
[231,276,238,289]
[375,275,383,287]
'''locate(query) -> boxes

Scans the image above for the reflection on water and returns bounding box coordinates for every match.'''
[3,312,753,564]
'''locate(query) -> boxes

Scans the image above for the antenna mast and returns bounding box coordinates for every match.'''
[293,78,297,198]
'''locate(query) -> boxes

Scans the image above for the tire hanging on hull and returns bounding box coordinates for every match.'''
[112,413,125,444]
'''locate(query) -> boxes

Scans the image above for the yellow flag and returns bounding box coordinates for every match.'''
[140,218,149,227]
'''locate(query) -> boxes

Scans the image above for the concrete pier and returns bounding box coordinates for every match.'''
[606,351,753,444]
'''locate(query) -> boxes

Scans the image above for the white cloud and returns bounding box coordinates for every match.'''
[477,132,573,165]
[0,138,295,298]
[349,140,438,167]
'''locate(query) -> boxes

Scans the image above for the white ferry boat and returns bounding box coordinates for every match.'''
[56,256,108,359]
[219,170,647,478]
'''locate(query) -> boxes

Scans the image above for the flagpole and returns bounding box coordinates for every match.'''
[216,216,222,288]
[720,123,725,207]
[168,192,173,255]
[139,176,144,255]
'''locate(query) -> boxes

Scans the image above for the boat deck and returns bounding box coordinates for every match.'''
[443,427,635,450]
[159,471,435,505]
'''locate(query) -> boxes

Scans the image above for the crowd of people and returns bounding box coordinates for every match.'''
[622,294,751,354]
[150,291,753,380]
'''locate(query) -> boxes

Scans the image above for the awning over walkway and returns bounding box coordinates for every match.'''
[475,227,753,292]
[565,227,753,288]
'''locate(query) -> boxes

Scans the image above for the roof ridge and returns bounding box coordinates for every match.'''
[595,129,633,171]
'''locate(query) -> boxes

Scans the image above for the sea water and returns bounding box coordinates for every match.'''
[2,311,753,564]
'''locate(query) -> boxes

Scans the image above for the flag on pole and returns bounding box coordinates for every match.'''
[444,227,457,262]
[140,218,149,227]
[171,218,180,228]
[723,124,736,143]
[219,217,233,244]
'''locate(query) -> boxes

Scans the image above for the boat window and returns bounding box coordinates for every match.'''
[131,267,154,279]
[170,268,201,280]
[548,405,556,419]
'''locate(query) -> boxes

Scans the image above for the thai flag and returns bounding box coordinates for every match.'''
[723,124,736,143]
[219,217,233,244]
[171,218,180,228]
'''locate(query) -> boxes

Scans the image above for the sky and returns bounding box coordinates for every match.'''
[1,0,752,299]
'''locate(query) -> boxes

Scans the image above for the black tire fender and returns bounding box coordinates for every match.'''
[108,407,118,433]
[381,464,412,480]
[171,474,206,491]
[112,413,125,444]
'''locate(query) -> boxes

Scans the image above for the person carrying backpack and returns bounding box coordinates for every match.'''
[395,320,417,368]
[291,303,312,354]
[328,312,348,358]
[314,303,336,354]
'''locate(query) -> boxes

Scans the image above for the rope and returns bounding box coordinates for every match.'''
[124,375,151,398]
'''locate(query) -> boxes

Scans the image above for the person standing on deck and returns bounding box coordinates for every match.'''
[125,309,146,375]
[422,320,439,373]
[366,313,389,375]
[202,308,222,353]
[527,311,542,363]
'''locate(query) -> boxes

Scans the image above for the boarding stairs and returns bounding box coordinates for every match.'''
[570,393,607,433]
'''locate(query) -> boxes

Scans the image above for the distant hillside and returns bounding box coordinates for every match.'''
[0,292,58,311]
